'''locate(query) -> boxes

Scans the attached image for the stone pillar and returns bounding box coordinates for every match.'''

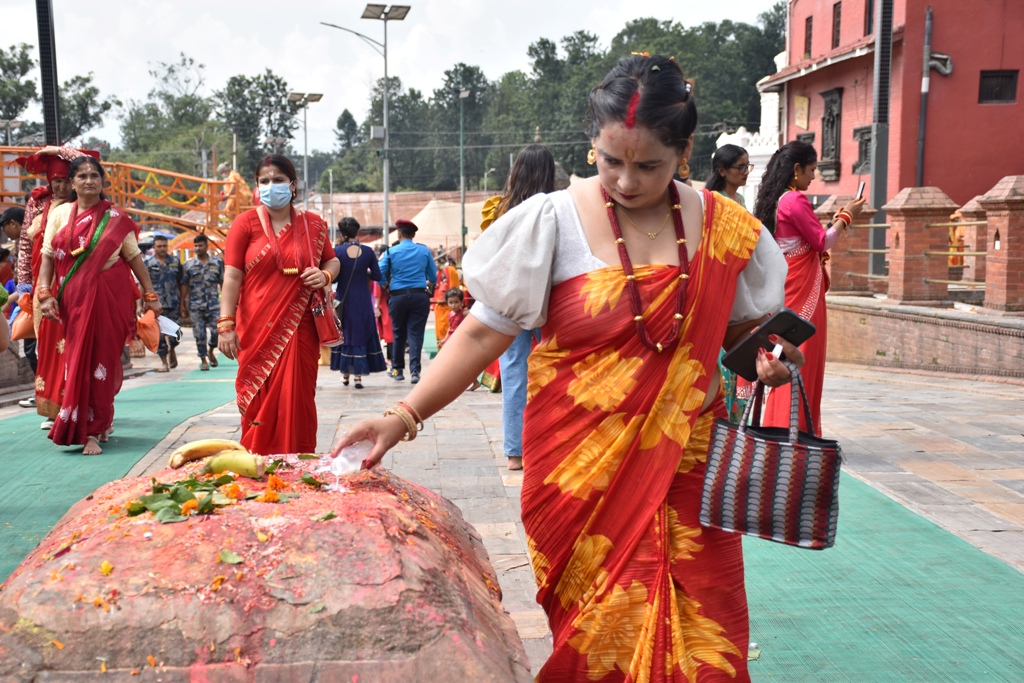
[958,196,987,283]
[979,175,1024,313]
[816,195,877,294]
[883,187,959,305]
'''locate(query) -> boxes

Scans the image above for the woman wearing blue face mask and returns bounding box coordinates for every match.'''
[218,154,341,455]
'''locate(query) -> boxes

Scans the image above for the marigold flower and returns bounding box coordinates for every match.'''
[266,474,287,492]
[256,490,280,503]
[223,483,245,500]
[180,499,198,515]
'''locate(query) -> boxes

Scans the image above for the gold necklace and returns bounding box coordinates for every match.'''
[617,205,672,240]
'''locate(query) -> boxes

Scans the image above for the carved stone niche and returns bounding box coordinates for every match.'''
[852,126,872,175]
[819,87,843,182]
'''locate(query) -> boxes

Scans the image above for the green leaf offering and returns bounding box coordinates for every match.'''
[297,453,319,460]
[311,511,337,522]
[125,501,147,517]
[309,603,325,613]
[301,472,325,488]
[265,459,285,474]
[219,549,243,565]
[154,507,187,524]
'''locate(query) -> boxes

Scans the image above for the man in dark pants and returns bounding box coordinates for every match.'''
[379,219,436,384]
[145,234,185,372]
[181,234,223,371]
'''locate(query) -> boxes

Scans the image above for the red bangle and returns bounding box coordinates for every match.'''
[395,401,424,429]
[143,291,159,302]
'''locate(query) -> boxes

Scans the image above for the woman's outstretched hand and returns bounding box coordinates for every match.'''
[331,414,408,470]
[218,329,239,360]
[755,334,805,387]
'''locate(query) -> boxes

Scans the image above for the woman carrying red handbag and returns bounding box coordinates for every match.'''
[218,155,340,455]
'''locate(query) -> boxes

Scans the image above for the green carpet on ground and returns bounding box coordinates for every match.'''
[0,359,238,583]
[745,473,1024,682]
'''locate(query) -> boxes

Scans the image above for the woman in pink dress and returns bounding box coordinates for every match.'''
[752,141,865,434]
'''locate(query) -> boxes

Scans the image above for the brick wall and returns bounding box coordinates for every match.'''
[827,298,1024,378]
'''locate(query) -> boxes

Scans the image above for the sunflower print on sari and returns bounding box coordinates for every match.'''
[567,347,643,412]
[704,200,761,265]
[544,413,645,501]
[527,334,571,402]
[554,533,615,610]
[568,580,652,680]
[528,535,552,591]
[638,340,708,454]
[667,505,704,562]
[664,590,743,679]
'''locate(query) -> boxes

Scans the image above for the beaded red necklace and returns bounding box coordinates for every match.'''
[601,183,690,353]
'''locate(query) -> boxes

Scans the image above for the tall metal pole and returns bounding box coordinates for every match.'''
[382,18,391,247]
[869,0,894,276]
[35,0,60,144]
[302,99,310,211]
[459,89,466,257]
[329,168,335,243]
[916,6,934,188]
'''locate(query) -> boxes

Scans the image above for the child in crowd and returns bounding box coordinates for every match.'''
[439,288,480,391]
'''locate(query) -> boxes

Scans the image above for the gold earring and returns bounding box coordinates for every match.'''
[587,148,597,165]
[678,159,690,178]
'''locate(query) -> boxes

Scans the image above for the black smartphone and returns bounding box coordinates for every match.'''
[721,308,816,382]
[856,180,866,199]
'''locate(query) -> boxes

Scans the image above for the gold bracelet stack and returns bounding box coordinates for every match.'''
[384,401,425,441]
[37,286,54,302]
[321,269,334,286]
[142,291,159,302]
[217,314,236,334]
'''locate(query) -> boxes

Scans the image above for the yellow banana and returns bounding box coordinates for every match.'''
[168,439,246,469]
[202,450,267,479]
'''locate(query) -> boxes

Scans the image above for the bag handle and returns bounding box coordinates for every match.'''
[739,360,818,443]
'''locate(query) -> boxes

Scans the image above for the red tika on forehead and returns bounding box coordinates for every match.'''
[624,90,640,129]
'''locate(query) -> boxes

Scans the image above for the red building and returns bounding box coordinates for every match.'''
[759,0,1024,206]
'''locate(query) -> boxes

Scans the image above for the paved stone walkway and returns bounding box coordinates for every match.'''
[9,328,1022,677]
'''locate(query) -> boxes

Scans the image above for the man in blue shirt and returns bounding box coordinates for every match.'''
[378,219,436,383]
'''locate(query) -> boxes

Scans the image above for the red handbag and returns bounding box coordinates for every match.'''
[10,293,35,341]
[298,212,343,348]
[700,362,843,550]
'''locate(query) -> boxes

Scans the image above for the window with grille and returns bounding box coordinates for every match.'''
[979,71,1018,103]
[865,0,874,35]
[833,3,843,49]
[805,17,813,59]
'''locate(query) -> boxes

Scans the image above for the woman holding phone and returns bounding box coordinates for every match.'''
[753,141,865,434]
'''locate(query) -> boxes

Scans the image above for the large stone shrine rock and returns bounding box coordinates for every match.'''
[0,458,531,682]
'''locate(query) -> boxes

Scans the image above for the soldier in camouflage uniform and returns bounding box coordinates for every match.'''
[181,234,224,371]
[144,234,184,372]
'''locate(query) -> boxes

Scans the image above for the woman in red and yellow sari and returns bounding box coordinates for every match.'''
[37,156,162,455]
[752,141,864,435]
[218,155,340,455]
[335,55,798,682]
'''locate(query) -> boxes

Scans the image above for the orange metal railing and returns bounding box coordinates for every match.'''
[1,146,244,248]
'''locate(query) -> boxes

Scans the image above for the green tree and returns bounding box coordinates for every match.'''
[0,43,37,123]
[60,73,119,143]
[334,109,361,151]
[215,69,298,168]
[116,54,229,176]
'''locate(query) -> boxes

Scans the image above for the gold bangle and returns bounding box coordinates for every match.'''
[143,291,159,302]
[395,401,424,430]
[384,407,418,442]
[321,269,333,286]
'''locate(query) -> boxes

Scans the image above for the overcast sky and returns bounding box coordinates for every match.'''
[5,0,779,154]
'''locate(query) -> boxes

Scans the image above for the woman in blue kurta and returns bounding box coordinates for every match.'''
[330,217,387,388]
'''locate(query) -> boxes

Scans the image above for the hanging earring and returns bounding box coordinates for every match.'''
[587,148,597,165]
[678,158,690,178]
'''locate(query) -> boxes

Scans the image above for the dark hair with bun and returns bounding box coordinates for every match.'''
[586,54,697,154]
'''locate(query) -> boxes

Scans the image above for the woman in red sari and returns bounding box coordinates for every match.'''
[753,141,864,435]
[218,155,340,455]
[38,156,162,455]
[335,55,802,682]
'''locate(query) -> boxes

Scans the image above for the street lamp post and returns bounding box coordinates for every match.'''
[288,92,323,212]
[321,4,410,247]
[483,167,497,193]
[459,87,470,258]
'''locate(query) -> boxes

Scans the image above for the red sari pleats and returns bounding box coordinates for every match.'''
[762,246,828,435]
[522,195,761,682]
[232,212,325,455]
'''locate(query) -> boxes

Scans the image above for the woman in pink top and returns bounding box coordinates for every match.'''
[753,141,864,433]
